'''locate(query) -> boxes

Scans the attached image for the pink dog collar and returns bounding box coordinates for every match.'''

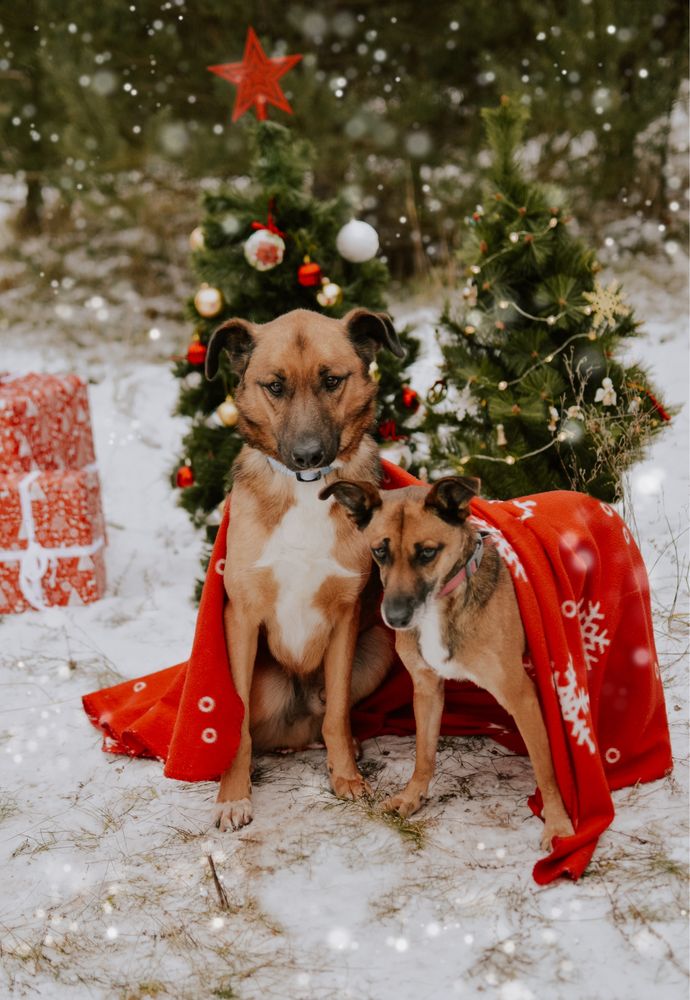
[438,532,490,597]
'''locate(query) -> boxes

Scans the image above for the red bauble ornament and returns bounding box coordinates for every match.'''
[207,27,303,123]
[401,386,420,412]
[378,419,406,442]
[176,466,194,488]
[297,257,322,287]
[187,341,207,366]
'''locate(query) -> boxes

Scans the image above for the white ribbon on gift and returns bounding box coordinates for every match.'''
[0,464,105,611]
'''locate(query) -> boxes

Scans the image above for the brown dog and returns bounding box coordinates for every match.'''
[321,476,575,852]
[204,307,404,831]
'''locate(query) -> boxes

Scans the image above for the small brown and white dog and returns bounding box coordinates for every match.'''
[204,307,404,832]
[321,476,575,851]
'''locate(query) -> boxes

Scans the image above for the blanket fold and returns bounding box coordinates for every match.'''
[82,460,671,884]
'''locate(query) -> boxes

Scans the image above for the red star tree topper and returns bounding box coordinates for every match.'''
[208,27,302,122]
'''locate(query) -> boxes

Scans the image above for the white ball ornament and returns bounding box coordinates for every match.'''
[244,229,285,271]
[336,219,379,263]
[194,283,223,318]
[189,226,205,251]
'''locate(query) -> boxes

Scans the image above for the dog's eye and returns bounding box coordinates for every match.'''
[324,375,343,391]
[419,547,439,564]
[371,544,387,561]
[265,381,284,397]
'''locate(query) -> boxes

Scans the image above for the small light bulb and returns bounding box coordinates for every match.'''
[505,455,516,465]
[546,316,557,326]
[499,300,510,309]
[509,232,520,244]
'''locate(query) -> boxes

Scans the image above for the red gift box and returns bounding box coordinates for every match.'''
[0,466,106,613]
[0,373,106,614]
[0,373,96,474]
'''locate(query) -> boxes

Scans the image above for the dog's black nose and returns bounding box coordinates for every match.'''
[291,437,326,470]
[383,595,415,629]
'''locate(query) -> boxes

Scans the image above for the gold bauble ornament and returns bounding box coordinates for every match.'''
[317,277,343,308]
[216,396,239,427]
[189,226,205,251]
[194,283,223,318]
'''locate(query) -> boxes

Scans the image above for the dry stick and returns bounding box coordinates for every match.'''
[206,855,229,911]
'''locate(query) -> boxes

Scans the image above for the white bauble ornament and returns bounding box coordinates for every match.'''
[189,226,205,251]
[194,283,223,318]
[336,219,379,263]
[244,229,285,271]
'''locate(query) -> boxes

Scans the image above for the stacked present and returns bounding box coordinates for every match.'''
[0,373,107,613]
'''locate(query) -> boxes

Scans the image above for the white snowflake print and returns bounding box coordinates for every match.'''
[562,599,611,670]
[554,658,596,754]
[470,517,527,582]
[512,499,536,521]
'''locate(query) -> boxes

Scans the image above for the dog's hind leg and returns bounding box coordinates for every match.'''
[349,624,394,705]
[249,663,325,752]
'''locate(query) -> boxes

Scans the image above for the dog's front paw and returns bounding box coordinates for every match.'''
[331,773,372,801]
[213,797,253,832]
[382,789,425,819]
[540,816,575,852]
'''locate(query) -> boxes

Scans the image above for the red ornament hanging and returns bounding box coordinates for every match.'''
[187,341,207,366]
[176,465,194,488]
[378,419,406,442]
[207,27,303,123]
[401,386,420,412]
[297,256,322,287]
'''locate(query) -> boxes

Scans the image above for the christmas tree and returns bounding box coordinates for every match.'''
[172,121,418,574]
[424,97,670,501]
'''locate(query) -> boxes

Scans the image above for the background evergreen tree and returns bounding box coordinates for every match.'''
[424,97,670,501]
[172,121,418,581]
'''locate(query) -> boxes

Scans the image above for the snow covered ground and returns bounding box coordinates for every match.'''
[0,194,688,999]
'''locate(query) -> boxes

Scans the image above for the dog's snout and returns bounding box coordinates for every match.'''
[383,594,416,630]
[291,437,326,470]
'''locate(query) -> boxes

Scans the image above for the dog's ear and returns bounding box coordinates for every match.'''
[343,309,405,365]
[319,479,382,529]
[205,318,256,380]
[424,476,481,525]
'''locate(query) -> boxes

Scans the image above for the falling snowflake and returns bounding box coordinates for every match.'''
[583,280,631,328]
[470,517,527,581]
[554,658,595,754]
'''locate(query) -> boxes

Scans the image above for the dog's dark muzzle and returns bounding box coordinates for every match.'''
[282,431,339,473]
[383,594,417,630]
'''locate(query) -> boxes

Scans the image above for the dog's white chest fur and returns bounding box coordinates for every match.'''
[254,485,356,661]
[416,602,475,682]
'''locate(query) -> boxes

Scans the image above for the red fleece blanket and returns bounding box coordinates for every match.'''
[83,461,671,884]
